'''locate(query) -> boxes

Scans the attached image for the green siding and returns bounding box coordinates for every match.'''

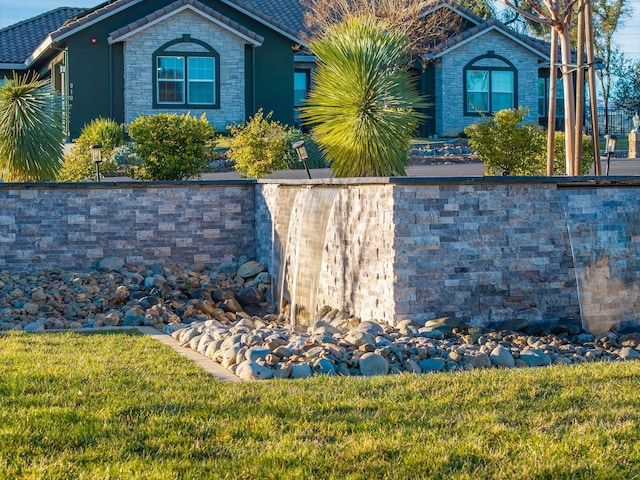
[61,0,297,137]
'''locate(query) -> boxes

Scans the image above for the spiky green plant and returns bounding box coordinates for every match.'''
[0,72,66,181]
[301,16,423,177]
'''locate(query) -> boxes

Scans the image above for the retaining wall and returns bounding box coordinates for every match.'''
[3,177,640,327]
[0,181,256,271]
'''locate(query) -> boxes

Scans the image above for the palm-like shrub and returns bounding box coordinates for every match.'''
[300,16,423,177]
[0,73,66,181]
[57,117,124,182]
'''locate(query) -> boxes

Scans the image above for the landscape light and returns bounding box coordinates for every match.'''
[90,144,103,182]
[292,140,311,179]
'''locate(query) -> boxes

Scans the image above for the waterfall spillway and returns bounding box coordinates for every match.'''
[562,189,640,334]
[278,187,339,327]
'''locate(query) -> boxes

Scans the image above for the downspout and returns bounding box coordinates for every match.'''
[108,42,113,118]
[251,45,256,116]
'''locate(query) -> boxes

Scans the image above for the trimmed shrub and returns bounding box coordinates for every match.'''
[227,110,326,178]
[128,113,216,181]
[464,108,546,176]
[227,110,288,178]
[57,117,124,182]
[551,131,595,176]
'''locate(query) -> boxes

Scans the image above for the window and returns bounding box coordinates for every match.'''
[294,69,311,128]
[464,53,517,115]
[538,76,564,119]
[153,36,219,109]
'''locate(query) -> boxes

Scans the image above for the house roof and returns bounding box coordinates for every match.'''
[0,7,87,65]
[108,0,265,46]
[421,2,550,61]
[423,18,550,61]
[50,0,307,45]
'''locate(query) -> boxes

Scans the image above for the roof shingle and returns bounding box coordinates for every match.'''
[0,7,87,65]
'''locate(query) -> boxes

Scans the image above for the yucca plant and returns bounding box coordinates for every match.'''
[0,72,66,181]
[300,16,423,177]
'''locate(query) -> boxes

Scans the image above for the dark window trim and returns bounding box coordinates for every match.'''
[152,34,220,109]
[463,51,517,117]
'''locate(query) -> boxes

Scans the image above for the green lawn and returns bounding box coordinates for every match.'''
[1,330,639,479]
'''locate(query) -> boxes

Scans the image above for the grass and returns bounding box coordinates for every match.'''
[1,330,639,479]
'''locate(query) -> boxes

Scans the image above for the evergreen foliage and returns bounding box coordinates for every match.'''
[57,117,124,182]
[0,73,66,182]
[301,16,423,177]
[227,109,325,178]
[128,113,216,181]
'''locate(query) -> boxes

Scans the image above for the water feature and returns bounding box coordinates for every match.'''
[278,187,340,327]
[562,188,640,334]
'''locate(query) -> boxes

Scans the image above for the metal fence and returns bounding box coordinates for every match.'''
[585,107,635,136]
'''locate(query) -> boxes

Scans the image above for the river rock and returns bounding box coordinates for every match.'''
[23,320,44,332]
[236,360,274,380]
[237,261,266,279]
[22,302,40,315]
[490,345,515,368]
[423,317,462,333]
[359,352,389,376]
[418,358,445,372]
[236,286,264,306]
[618,347,640,361]
[313,358,336,375]
[520,348,552,367]
[290,363,313,379]
[98,256,124,272]
[357,321,384,336]
[344,330,375,347]
[245,346,271,362]
[464,352,492,369]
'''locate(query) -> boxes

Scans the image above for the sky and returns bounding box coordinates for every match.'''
[0,0,639,58]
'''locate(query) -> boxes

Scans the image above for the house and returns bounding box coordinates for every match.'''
[414,1,563,137]
[0,0,560,139]
[0,0,312,138]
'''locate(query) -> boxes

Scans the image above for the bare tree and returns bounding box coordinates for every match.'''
[497,0,580,174]
[301,0,467,60]
[592,0,632,133]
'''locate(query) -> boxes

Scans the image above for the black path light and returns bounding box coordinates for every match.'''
[292,140,312,179]
[90,144,103,182]
[604,134,617,176]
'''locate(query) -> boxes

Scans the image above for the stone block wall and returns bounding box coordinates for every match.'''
[4,178,640,328]
[123,9,246,130]
[392,182,579,325]
[0,182,255,271]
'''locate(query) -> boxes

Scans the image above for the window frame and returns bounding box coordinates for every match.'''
[152,35,220,109]
[463,52,517,116]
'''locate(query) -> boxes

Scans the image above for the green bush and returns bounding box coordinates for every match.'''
[128,113,216,181]
[551,131,595,176]
[57,117,124,182]
[227,110,326,178]
[464,108,546,176]
[0,72,66,181]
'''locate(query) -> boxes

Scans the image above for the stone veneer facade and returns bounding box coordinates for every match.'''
[435,30,540,137]
[4,178,640,328]
[123,9,246,130]
[0,182,255,271]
